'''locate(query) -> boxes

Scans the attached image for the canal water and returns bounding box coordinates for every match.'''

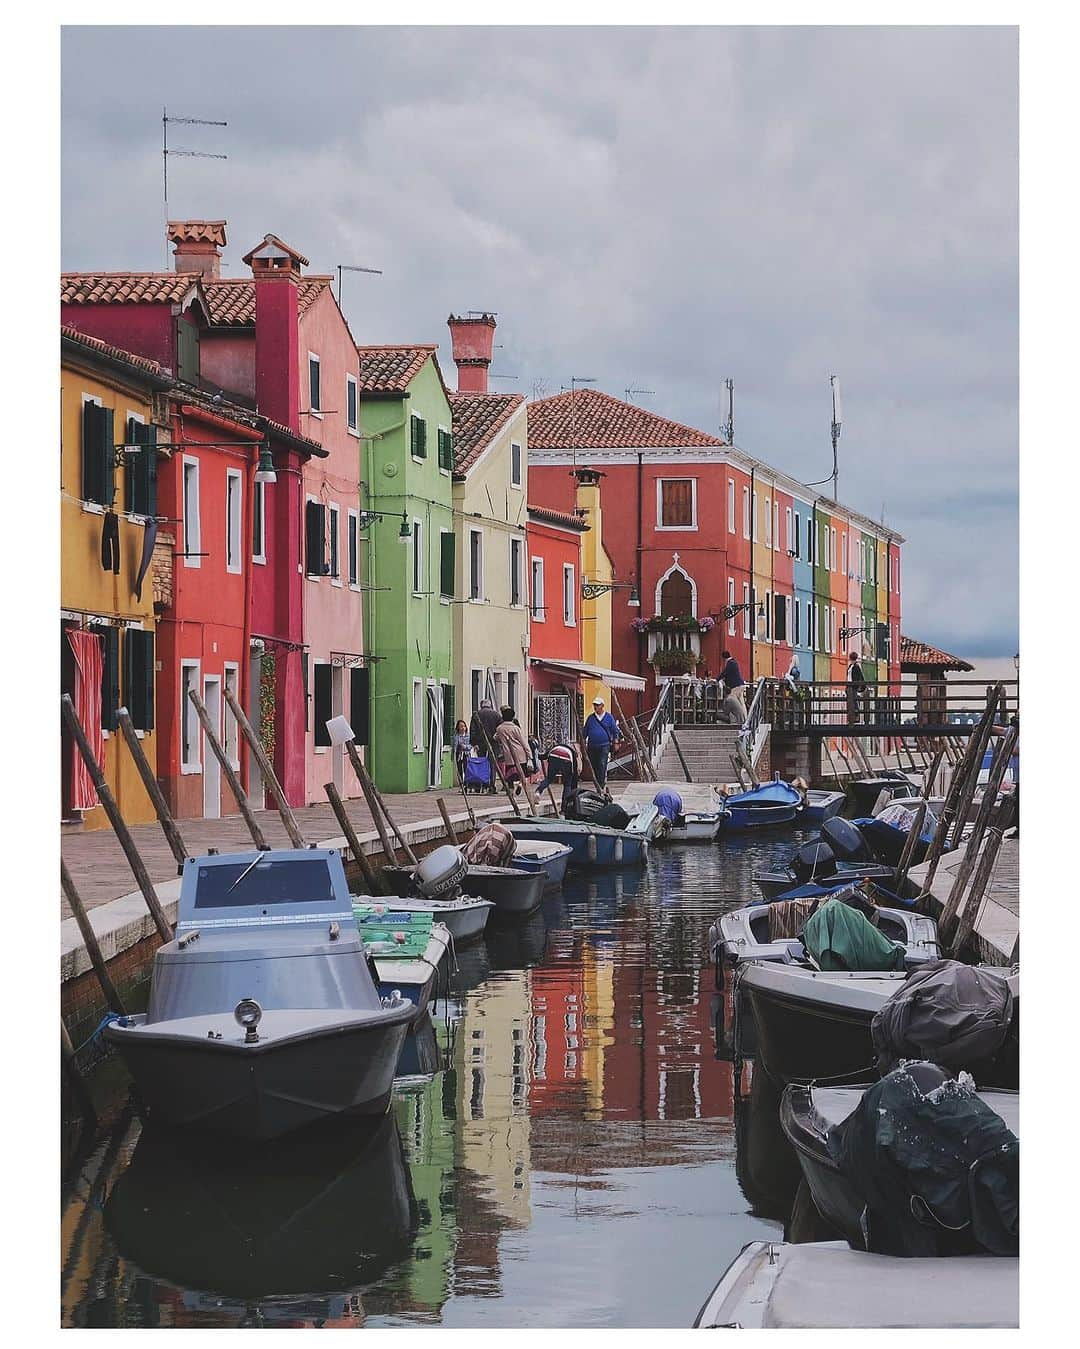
[61,831,814,1329]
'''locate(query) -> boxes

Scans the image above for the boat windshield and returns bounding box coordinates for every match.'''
[193,857,336,909]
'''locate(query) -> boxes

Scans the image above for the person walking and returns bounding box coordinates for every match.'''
[537,742,580,808]
[493,705,533,794]
[452,718,471,783]
[720,650,746,708]
[583,695,620,788]
[718,691,747,727]
[470,699,502,793]
[846,652,866,724]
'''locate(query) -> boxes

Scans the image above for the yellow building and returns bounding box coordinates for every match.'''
[61,327,172,827]
[575,468,616,709]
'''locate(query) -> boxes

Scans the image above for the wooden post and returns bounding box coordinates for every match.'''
[187,688,270,850]
[669,727,693,783]
[923,745,946,801]
[893,800,928,891]
[453,759,479,830]
[115,709,188,867]
[947,684,1004,851]
[62,1019,97,1130]
[324,781,383,894]
[61,695,173,944]
[343,739,420,866]
[340,745,398,866]
[610,687,650,782]
[823,738,848,790]
[61,860,127,1014]
[920,690,1000,895]
[224,685,306,848]
[950,794,1015,957]
[437,797,459,845]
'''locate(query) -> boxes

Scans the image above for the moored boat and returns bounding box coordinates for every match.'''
[800,788,846,825]
[359,894,493,945]
[753,862,895,903]
[503,817,650,868]
[668,811,724,842]
[718,780,803,830]
[506,838,573,887]
[351,904,452,1019]
[103,849,414,1142]
[380,843,546,918]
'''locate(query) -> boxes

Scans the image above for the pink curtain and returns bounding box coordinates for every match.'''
[66,629,104,811]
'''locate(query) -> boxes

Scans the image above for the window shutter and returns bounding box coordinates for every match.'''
[442,683,455,745]
[177,317,200,383]
[876,622,889,661]
[123,628,155,731]
[305,501,327,575]
[774,594,786,642]
[82,403,114,506]
[350,666,370,746]
[144,423,158,519]
[101,627,120,731]
[412,416,427,458]
[313,665,332,747]
[440,531,455,598]
[301,652,310,731]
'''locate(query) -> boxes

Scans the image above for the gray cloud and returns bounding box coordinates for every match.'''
[61,24,1018,655]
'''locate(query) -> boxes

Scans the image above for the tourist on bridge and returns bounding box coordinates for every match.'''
[846,651,867,723]
[583,695,621,788]
[720,650,746,707]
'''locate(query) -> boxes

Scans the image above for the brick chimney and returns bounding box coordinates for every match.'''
[168,220,227,280]
[447,312,496,393]
[243,234,309,429]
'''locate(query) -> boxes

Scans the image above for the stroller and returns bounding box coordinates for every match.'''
[462,755,493,793]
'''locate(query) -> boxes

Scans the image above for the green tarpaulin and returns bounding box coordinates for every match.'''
[803,898,906,972]
[353,904,434,961]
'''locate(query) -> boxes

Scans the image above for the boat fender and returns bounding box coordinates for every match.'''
[588,833,597,863]
[615,837,623,863]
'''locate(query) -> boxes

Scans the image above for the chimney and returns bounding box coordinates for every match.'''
[242,234,309,429]
[168,220,227,280]
[447,312,497,393]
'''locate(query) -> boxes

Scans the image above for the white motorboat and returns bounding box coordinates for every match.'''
[368,894,493,946]
[668,811,724,842]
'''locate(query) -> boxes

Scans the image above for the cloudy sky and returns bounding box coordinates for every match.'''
[60,25,1017,658]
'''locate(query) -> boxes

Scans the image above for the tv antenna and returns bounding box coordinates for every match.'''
[337,263,383,308]
[624,387,654,405]
[722,378,735,444]
[162,108,227,262]
[560,377,596,470]
[806,374,843,499]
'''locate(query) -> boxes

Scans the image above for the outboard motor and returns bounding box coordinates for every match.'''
[414,845,468,899]
[821,815,871,863]
[790,840,836,883]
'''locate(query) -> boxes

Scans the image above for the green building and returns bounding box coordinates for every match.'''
[359,346,455,793]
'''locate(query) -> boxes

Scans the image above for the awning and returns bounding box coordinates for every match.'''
[530,658,645,693]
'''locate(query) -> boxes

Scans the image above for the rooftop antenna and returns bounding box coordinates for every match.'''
[162,108,228,264]
[560,377,596,470]
[337,263,383,309]
[722,378,735,444]
[624,387,654,404]
[830,374,842,502]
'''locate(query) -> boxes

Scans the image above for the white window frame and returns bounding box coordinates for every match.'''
[412,517,424,596]
[727,578,736,636]
[793,596,800,648]
[345,372,359,435]
[225,468,242,575]
[468,527,484,601]
[842,531,848,576]
[530,556,545,622]
[180,660,201,772]
[742,582,751,638]
[311,659,332,754]
[412,678,424,753]
[223,662,240,769]
[252,478,266,565]
[764,589,772,641]
[328,503,340,582]
[656,477,698,531]
[830,527,837,572]
[773,500,780,553]
[563,563,576,627]
[509,536,524,608]
[307,352,322,416]
[742,486,751,539]
[347,509,360,588]
[182,455,201,569]
[785,507,792,555]
[751,491,758,543]
[470,667,485,714]
[728,479,736,534]
[764,497,771,548]
[794,511,801,559]
[510,440,523,489]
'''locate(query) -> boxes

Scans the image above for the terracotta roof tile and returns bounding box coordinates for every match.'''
[528,387,726,450]
[167,220,227,246]
[357,345,439,393]
[61,272,201,307]
[204,276,330,326]
[527,503,588,531]
[449,392,524,474]
[61,324,167,378]
[899,635,975,672]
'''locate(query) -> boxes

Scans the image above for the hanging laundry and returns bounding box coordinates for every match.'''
[133,517,158,601]
[101,510,120,574]
[66,628,104,811]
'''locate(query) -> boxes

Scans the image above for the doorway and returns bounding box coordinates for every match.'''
[426,682,442,788]
[248,652,264,809]
[202,675,222,819]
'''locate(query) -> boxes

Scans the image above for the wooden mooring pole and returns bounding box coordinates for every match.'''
[324,781,384,894]
[61,695,173,944]
[893,800,928,892]
[950,794,1016,957]
[343,740,420,867]
[436,797,460,845]
[224,686,306,848]
[115,709,188,868]
[187,688,271,851]
[61,861,127,1014]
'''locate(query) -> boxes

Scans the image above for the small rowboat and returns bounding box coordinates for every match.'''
[667,811,724,842]
[379,863,544,918]
[503,818,650,869]
[719,780,803,830]
[351,905,452,1020]
[506,839,573,887]
[800,788,846,825]
[357,894,493,946]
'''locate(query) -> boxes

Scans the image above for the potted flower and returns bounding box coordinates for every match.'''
[653,648,699,675]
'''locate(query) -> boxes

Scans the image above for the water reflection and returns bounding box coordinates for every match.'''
[63,831,813,1328]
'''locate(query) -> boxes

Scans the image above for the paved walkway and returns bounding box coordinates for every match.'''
[907,835,1019,963]
[60,789,510,921]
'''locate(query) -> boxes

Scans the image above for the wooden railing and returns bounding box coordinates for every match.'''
[762,678,1018,735]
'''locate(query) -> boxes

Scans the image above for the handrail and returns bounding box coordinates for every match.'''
[738,676,767,753]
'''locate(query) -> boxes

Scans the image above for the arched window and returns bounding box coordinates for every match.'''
[660,569,693,618]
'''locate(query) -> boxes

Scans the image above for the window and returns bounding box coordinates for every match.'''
[842,531,848,576]
[226,469,242,574]
[328,504,340,579]
[305,499,327,576]
[510,537,524,606]
[123,416,157,518]
[223,664,239,768]
[793,597,801,647]
[507,671,519,717]
[830,528,837,572]
[658,478,696,529]
[182,457,201,568]
[469,528,484,600]
[346,374,358,433]
[308,354,321,414]
[313,664,332,747]
[743,486,751,539]
[119,628,155,733]
[742,582,751,637]
[350,666,370,746]
[563,564,576,625]
[437,427,453,472]
[470,668,484,714]
[412,519,423,594]
[181,661,200,770]
[410,413,427,460]
[728,479,736,534]
[751,492,758,542]
[100,627,119,732]
[774,501,780,552]
[531,557,545,621]
[439,529,455,599]
[348,511,359,586]
[774,593,787,643]
[806,516,813,563]
[764,589,772,640]
[412,679,424,751]
[177,316,200,384]
[253,480,266,563]
[764,497,771,548]
[785,507,792,555]
[727,578,736,635]
[793,511,801,558]
[510,441,522,488]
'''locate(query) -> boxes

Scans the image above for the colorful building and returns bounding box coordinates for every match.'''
[358,345,454,793]
[60,327,172,828]
[525,504,588,745]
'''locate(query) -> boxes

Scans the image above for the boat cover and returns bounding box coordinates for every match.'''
[652,790,683,824]
[767,895,820,941]
[462,822,515,867]
[803,899,905,972]
[871,959,1016,1077]
[725,781,802,809]
[353,905,435,960]
[827,1062,1019,1257]
[790,840,836,882]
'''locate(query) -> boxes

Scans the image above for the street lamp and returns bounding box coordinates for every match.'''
[254,443,277,485]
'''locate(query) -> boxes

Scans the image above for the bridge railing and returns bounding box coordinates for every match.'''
[764,678,1018,734]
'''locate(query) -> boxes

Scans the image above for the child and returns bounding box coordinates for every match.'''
[452,718,471,782]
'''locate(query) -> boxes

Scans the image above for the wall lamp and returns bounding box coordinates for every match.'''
[582,578,640,603]
[839,623,880,643]
[716,601,766,622]
[355,508,413,540]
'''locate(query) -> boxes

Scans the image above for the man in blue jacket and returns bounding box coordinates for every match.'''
[583,695,620,788]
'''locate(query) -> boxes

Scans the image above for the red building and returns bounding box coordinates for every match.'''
[525,503,588,743]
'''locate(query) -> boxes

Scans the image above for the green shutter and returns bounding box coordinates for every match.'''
[440,530,456,598]
[144,424,158,519]
[313,665,332,747]
[124,419,156,517]
[412,416,427,458]
[350,665,370,746]
[122,628,155,731]
[442,684,455,746]
[177,317,200,383]
[438,428,454,472]
[101,627,120,731]
[82,403,114,506]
